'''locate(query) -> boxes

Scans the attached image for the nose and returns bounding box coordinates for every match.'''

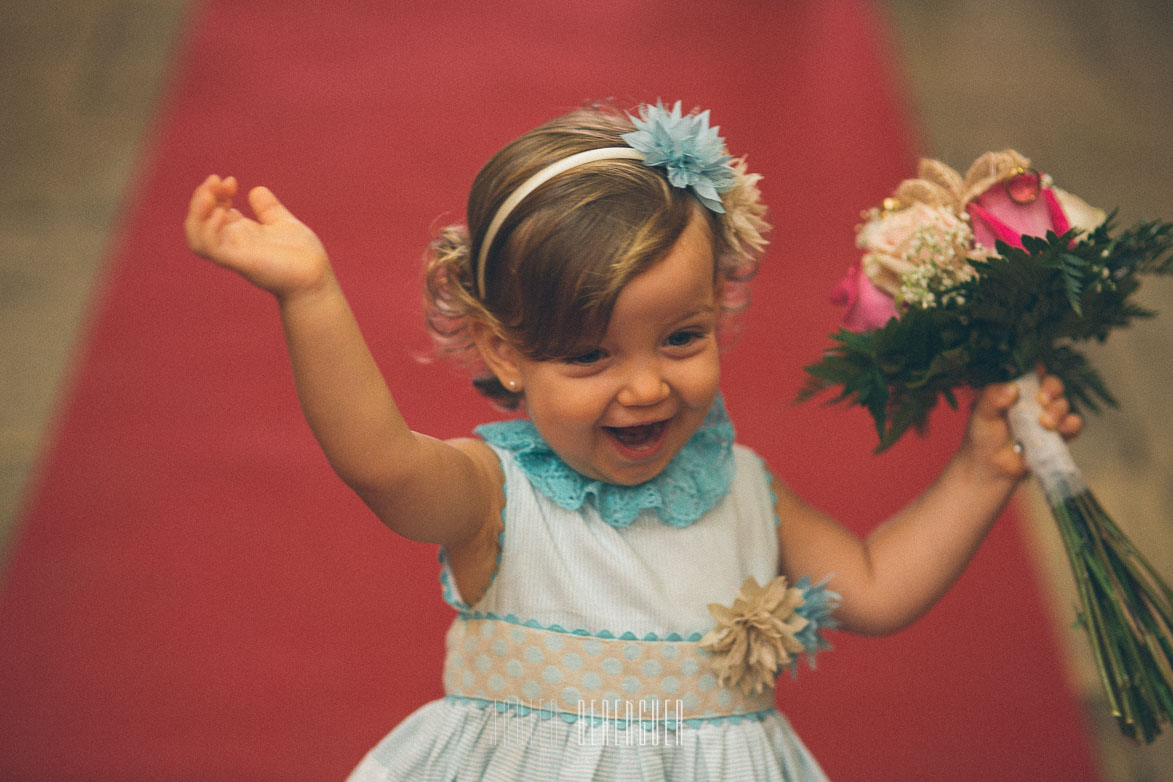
[616,359,670,407]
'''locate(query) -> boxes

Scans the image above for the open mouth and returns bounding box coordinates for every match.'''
[604,420,668,453]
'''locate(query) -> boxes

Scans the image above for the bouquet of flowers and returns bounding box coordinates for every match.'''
[801,150,1173,742]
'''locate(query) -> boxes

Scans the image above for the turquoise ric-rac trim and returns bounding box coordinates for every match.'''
[438,476,508,611]
[758,455,781,529]
[444,694,777,729]
[474,393,734,529]
[454,610,706,643]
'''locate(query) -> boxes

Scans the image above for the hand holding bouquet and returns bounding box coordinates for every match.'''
[803,150,1173,742]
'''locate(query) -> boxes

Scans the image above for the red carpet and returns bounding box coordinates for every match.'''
[0,1,1100,779]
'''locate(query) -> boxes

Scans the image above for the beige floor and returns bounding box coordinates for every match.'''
[1,1,1170,778]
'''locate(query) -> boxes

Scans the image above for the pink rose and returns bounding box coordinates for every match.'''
[831,263,897,332]
[967,171,1106,251]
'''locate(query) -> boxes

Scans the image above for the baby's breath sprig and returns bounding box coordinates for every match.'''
[895,214,979,310]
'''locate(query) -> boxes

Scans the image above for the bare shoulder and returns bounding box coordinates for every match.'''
[767,471,819,520]
[447,436,505,489]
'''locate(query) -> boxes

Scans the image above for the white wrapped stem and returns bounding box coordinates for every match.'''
[1007,373,1087,503]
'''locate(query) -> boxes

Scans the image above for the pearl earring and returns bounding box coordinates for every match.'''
[507,379,518,391]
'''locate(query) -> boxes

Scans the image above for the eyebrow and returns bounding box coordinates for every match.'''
[677,304,718,321]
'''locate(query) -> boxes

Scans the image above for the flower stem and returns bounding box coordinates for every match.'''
[1009,375,1173,741]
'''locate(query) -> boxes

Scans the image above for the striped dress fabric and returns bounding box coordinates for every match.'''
[346,443,830,781]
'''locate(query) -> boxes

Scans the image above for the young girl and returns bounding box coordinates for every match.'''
[185,101,1081,781]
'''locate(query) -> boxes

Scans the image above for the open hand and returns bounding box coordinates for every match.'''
[184,175,329,298]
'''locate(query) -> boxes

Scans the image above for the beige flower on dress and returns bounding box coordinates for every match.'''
[698,575,809,695]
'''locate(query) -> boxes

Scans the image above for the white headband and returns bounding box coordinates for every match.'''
[474,147,644,298]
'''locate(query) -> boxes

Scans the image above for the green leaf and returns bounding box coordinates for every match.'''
[799,217,1173,451]
[1061,252,1088,316]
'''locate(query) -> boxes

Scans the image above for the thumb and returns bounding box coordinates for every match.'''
[248,186,296,225]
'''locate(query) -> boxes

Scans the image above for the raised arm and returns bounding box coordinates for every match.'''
[183,175,501,549]
[775,376,1081,636]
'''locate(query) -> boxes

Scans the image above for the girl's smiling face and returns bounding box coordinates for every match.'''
[484,212,721,486]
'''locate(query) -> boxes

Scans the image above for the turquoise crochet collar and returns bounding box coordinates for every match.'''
[475,394,735,529]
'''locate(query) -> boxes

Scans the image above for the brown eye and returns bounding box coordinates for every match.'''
[564,348,606,365]
[665,330,702,348]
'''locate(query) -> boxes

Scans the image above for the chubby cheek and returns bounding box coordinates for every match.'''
[678,352,721,408]
[524,383,606,443]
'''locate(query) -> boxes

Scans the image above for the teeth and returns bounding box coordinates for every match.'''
[608,422,665,448]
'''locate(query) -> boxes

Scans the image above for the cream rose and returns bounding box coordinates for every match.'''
[857,202,974,300]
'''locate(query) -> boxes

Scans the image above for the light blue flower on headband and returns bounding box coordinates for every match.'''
[622,100,737,213]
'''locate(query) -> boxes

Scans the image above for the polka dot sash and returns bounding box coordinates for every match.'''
[443,618,775,724]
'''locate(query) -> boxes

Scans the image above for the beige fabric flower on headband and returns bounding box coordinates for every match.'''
[720,156,770,260]
[699,575,808,695]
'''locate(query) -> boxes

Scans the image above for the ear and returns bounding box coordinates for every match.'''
[471,320,524,391]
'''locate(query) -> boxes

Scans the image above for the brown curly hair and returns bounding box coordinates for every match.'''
[422,102,768,409]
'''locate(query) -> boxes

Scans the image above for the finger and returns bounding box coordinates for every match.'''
[1038,373,1065,404]
[185,190,220,253]
[1057,412,1083,440]
[248,186,295,225]
[211,175,238,209]
[974,382,1018,419]
[1039,396,1070,430]
[186,175,236,235]
[187,176,220,221]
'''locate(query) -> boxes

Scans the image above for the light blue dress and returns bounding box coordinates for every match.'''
[347,397,835,781]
